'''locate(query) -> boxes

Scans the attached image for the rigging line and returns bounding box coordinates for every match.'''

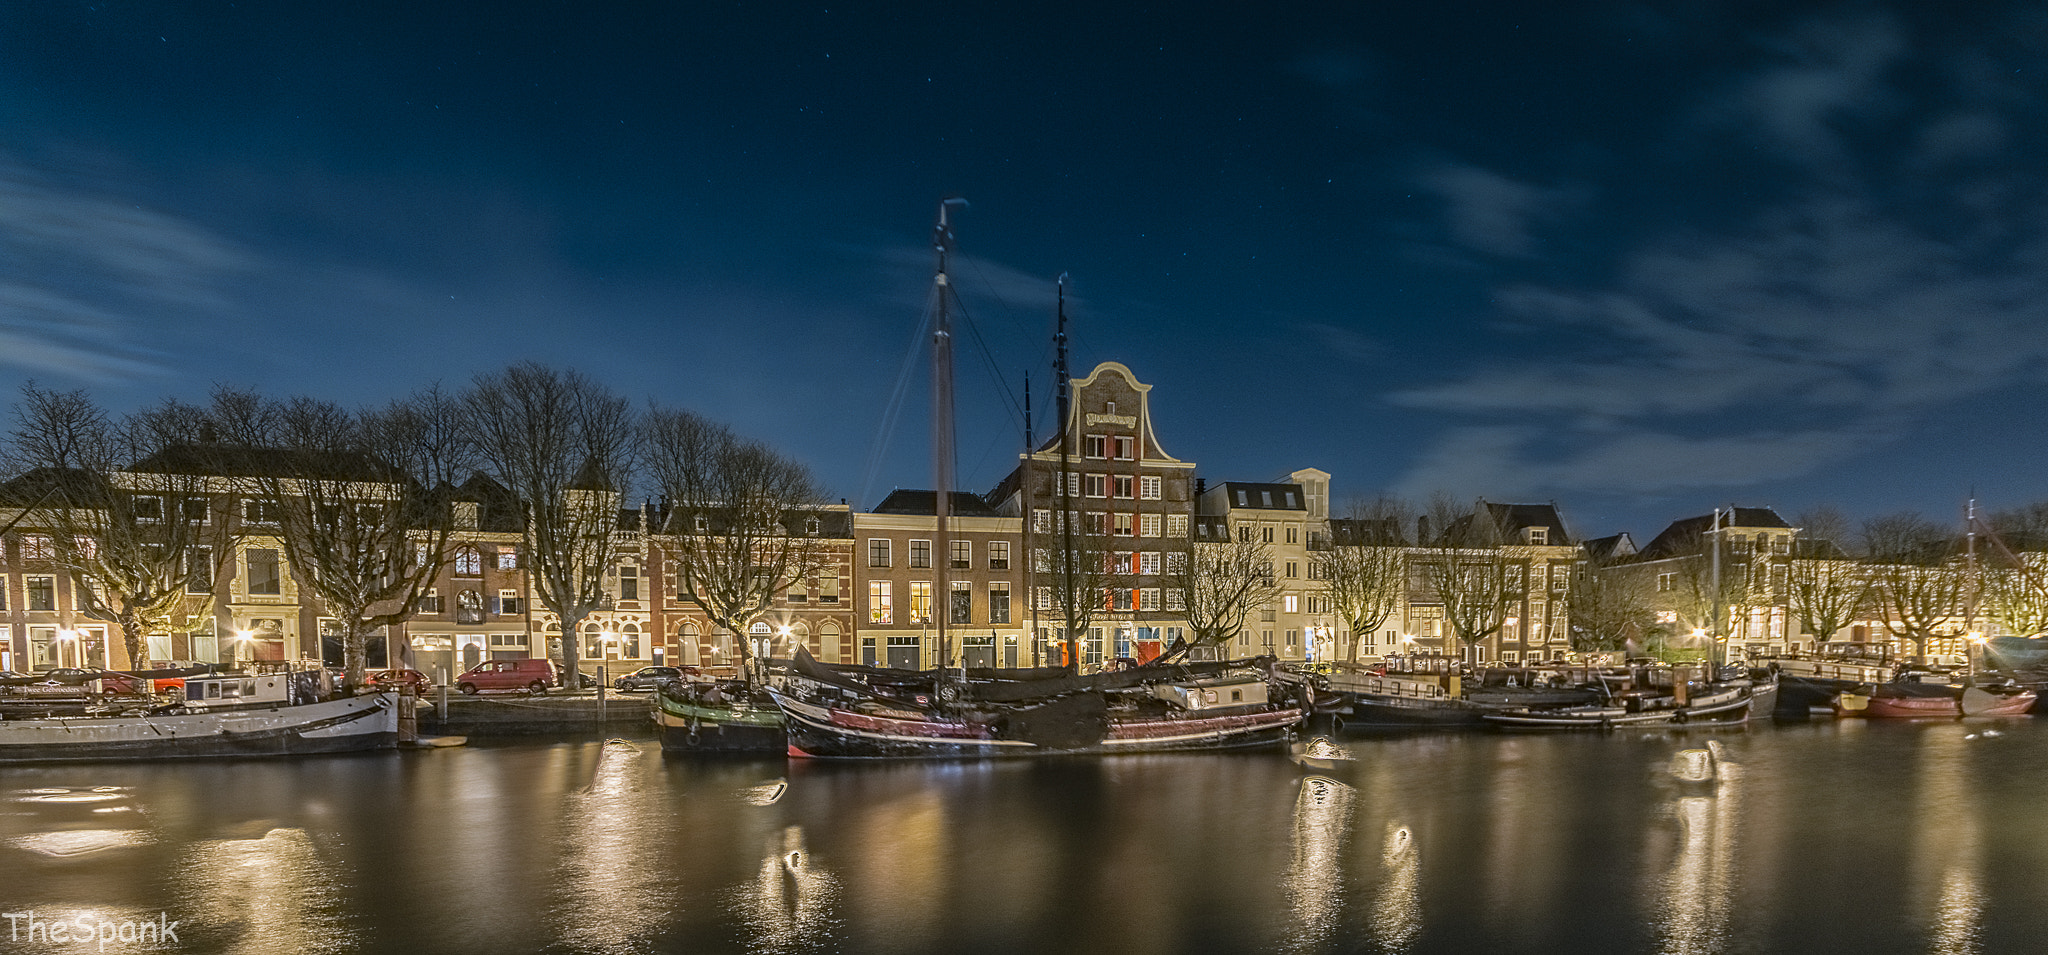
[945,290,1027,439]
[949,256,1030,434]
[857,284,940,510]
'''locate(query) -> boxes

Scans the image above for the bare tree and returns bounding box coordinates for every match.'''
[1165,522,1282,656]
[1566,562,1653,654]
[1322,497,1410,663]
[201,386,468,687]
[6,384,214,670]
[1037,509,1117,668]
[1861,512,1965,660]
[1414,497,1513,658]
[642,406,828,683]
[463,364,637,690]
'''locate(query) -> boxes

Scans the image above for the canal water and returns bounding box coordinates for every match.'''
[5,718,2048,955]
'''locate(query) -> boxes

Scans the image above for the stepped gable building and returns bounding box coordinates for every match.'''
[851,490,1023,669]
[988,361,1195,666]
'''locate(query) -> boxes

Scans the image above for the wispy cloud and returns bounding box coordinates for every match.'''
[1416,164,1576,259]
[1387,7,2048,501]
[0,161,253,381]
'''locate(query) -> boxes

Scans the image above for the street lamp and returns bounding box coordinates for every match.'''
[231,629,253,671]
[54,629,76,669]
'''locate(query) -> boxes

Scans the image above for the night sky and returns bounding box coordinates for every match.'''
[6,2,2048,541]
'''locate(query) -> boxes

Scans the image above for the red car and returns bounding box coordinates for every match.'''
[367,668,433,692]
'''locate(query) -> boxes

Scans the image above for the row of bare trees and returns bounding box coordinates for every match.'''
[3,363,828,688]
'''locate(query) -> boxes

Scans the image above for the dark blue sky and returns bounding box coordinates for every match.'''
[6,1,2048,540]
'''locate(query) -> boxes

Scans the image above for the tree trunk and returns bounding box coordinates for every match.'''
[557,610,586,691]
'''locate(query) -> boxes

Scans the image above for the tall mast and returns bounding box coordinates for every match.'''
[932,198,965,670]
[1709,507,1723,670]
[1055,273,1078,669]
[1022,369,1035,667]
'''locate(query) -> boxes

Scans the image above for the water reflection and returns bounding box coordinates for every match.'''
[1284,776,1355,952]
[740,777,790,806]
[1372,823,1421,952]
[1918,730,1983,955]
[554,738,667,955]
[729,824,839,954]
[7,786,153,857]
[176,828,347,955]
[1654,748,1739,955]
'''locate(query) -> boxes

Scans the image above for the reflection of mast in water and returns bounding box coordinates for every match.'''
[1917,735,1982,955]
[1372,823,1421,953]
[1282,776,1355,952]
[733,824,839,954]
[1654,753,1739,955]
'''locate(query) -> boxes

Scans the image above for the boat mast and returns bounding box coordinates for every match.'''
[1709,507,1723,670]
[1055,273,1077,670]
[932,198,965,670]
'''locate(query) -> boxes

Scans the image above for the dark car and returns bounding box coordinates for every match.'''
[367,668,433,692]
[613,665,694,692]
[40,667,142,695]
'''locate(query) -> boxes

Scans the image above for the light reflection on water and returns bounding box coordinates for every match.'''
[1282,775,1354,953]
[0,722,2041,953]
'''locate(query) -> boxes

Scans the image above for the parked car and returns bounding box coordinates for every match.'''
[612,665,695,692]
[39,667,142,695]
[454,658,560,695]
[367,668,433,692]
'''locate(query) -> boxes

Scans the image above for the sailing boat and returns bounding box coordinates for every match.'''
[770,202,1306,759]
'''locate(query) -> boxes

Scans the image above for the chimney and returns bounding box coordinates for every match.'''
[1194,478,1207,498]
[1417,515,1431,543]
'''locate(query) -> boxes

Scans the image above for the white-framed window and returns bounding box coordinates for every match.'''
[989,583,1011,624]
[245,549,282,596]
[1140,475,1161,500]
[1657,572,1676,592]
[1085,474,1107,498]
[26,575,56,611]
[1284,594,1299,613]
[20,535,54,560]
[242,499,281,525]
[1033,509,1052,534]
[497,548,520,570]
[1086,512,1109,535]
[1084,434,1107,459]
[1066,472,1081,497]
[133,496,163,523]
[950,540,971,569]
[909,581,932,624]
[909,540,932,568]
[497,589,523,615]
[1112,436,1135,460]
[988,541,1010,570]
[420,589,443,614]
[869,581,892,625]
[1140,513,1161,537]
[868,539,891,568]
[1113,513,1134,537]
[1139,587,1160,611]
[1166,514,1188,537]
[1139,551,1161,575]
[1527,527,1548,545]
[1113,475,1134,499]
[453,547,482,577]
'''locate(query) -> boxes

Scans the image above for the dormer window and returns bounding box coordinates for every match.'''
[1526,527,1548,545]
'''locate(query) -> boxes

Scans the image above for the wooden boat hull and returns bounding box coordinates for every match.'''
[1340,695,1490,728]
[1837,686,2036,719]
[1484,689,1752,730]
[773,691,1303,759]
[653,687,786,755]
[0,693,396,763]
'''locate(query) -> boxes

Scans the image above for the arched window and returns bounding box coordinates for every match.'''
[453,546,482,577]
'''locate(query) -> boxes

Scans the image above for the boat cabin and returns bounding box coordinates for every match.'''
[1151,675,1270,712]
[182,669,329,708]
